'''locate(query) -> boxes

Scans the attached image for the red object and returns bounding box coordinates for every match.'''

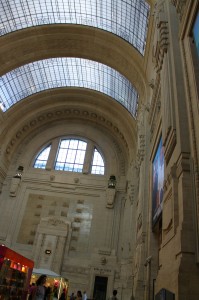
[0,245,34,300]
[0,245,34,268]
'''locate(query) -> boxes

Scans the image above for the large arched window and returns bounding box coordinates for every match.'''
[33,138,105,175]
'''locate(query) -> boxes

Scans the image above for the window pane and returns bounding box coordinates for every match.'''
[91,148,104,175]
[55,139,87,172]
[34,145,51,169]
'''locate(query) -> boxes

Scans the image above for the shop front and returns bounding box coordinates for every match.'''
[30,268,68,299]
[0,245,34,300]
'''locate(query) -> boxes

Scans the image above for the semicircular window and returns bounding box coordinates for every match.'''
[0,0,150,55]
[0,58,138,117]
[33,138,105,175]
[34,144,51,169]
[91,148,105,175]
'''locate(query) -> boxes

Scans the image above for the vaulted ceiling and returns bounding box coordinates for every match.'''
[0,0,155,165]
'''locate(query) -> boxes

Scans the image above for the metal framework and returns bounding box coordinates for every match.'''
[0,58,138,117]
[0,0,150,55]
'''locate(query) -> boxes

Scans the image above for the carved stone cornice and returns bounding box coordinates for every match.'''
[148,75,161,127]
[153,20,169,73]
[126,181,136,205]
[163,163,177,192]
[176,152,191,179]
[41,216,70,228]
[163,127,177,165]
[170,0,187,20]
[152,1,169,73]
[4,107,129,157]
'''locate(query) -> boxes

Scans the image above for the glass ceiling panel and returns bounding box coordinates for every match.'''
[0,0,150,55]
[0,58,138,117]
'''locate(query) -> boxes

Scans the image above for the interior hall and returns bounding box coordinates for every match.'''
[0,0,199,299]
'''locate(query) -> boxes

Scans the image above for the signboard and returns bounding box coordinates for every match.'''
[193,11,199,58]
[152,138,164,226]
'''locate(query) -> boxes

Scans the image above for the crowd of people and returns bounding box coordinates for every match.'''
[28,274,88,300]
[28,274,118,300]
[69,290,87,300]
[28,274,67,300]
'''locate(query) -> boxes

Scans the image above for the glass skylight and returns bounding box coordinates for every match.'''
[0,0,150,55]
[0,58,139,117]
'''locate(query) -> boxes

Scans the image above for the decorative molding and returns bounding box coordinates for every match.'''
[181,39,199,262]
[106,188,116,208]
[148,75,161,139]
[162,164,178,245]
[163,128,177,165]
[93,267,113,275]
[152,3,169,73]
[176,153,191,179]
[4,108,129,157]
[10,177,21,197]
[136,214,142,233]
[127,181,135,205]
[43,217,69,227]
[98,249,111,256]
[170,0,187,20]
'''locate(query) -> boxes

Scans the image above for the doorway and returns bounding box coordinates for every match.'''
[93,276,108,300]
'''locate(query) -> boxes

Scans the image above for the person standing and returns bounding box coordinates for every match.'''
[82,291,87,300]
[70,292,75,300]
[76,290,82,300]
[59,288,67,300]
[108,290,118,300]
[29,274,47,300]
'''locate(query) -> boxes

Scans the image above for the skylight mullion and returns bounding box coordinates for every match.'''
[1,1,13,33]
[1,76,15,107]
[5,0,18,29]
[54,0,60,22]
[7,71,23,105]
[21,0,33,27]
[43,60,54,90]
[23,64,36,93]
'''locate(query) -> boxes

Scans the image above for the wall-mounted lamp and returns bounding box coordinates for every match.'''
[108,175,116,189]
[10,166,24,197]
[14,166,24,179]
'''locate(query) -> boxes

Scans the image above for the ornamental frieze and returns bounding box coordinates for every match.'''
[170,0,187,20]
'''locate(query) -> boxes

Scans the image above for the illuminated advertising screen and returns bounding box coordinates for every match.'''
[193,11,199,58]
[152,138,164,226]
